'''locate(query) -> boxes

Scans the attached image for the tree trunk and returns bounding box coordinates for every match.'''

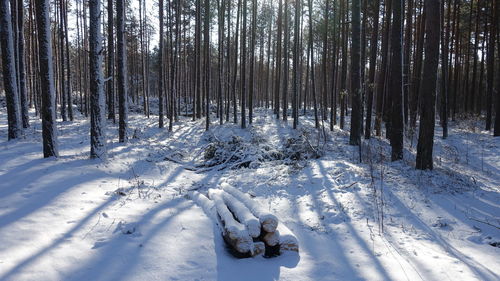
[364,0,380,139]
[486,0,497,131]
[89,0,106,159]
[416,0,441,170]
[117,0,128,142]
[308,0,319,129]
[35,0,58,157]
[349,0,362,146]
[204,0,210,130]
[0,0,21,140]
[389,0,404,161]
[17,0,29,128]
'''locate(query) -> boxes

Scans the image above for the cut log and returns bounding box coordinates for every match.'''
[221,191,261,238]
[208,189,254,254]
[221,183,279,232]
[187,191,217,219]
[262,230,280,247]
[252,241,265,257]
[277,223,299,253]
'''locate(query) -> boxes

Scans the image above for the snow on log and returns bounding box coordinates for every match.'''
[187,191,217,220]
[208,189,254,254]
[252,242,265,257]
[221,191,261,238]
[221,183,279,232]
[262,230,280,247]
[277,223,299,253]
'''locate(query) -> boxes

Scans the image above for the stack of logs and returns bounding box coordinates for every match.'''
[189,183,299,258]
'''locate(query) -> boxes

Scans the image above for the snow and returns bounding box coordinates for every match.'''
[223,183,279,233]
[220,190,261,238]
[0,107,498,281]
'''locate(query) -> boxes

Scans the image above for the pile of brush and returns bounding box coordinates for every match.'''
[189,183,299,258]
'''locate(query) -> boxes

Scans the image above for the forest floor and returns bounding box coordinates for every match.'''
[0,107,499,281]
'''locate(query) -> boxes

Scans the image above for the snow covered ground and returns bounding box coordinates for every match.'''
[0,108,498,281]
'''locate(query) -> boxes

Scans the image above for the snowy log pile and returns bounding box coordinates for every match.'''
[188,184,298,258]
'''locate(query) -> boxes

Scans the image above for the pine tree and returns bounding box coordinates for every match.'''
[35,0,58,157]
[349,0,362,146]
[117,0,128,142]
[89,0,106,159]
[416,0,441,170]
[107,0,115,122]
[389,0,404,160]
[0,0,21,140]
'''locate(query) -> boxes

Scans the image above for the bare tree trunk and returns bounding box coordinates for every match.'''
[17,0,29,128]
[364,0,379,139]
[389,0,404,161]
[0,0,21,139]
[35,0,58,157]
[249,0,256,124]
[416,0,441,170]
[292,0,300,129]
[349,0,362,146]
[117,0,128,142]
[204,0,210,130]
[307,0,318,129]
[89,0,106,158]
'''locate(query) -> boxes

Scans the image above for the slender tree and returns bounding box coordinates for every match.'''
[107,0,115,122]
[307,0,319,128]
[204,0,210,130]
[389,0,404,160]
[89,0,106,158]
[349,0,362,146]
[17,0,29,128]
[249,0,257,124]
[292,0,300,129]
[486,0,497,131]
[35,0,58,157]
[241,0,247,128]
[117,0,128,142]
[159,0,165,127]
[364,0,380,139]
[416,0,441,170]
[0,0,21,140]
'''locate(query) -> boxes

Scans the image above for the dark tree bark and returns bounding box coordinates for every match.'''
[486,0,497,131]
[17,0,29,128]
[159,0,165,127]
[241,0,247,128]
[195,0,201,120]
[389,0,404,160]
[0,0,21,140]
[403,0,413,126]
[35,0,58,157]
[416,0,441,170]
[89,0,106,159]
[62,0,72,121]
[107,0,115,122]
[274,0,283,119]
[322,0,329,122]
[308,0,319,129]
[364,0,380,139]
[375,0,392,136]
[282,0,289,122]
[204,0,210,130]
[292,0,300,129]
[117,0,128,142]
[349,0,362,146]
[249,0,256,124]
[440,0,450,139]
